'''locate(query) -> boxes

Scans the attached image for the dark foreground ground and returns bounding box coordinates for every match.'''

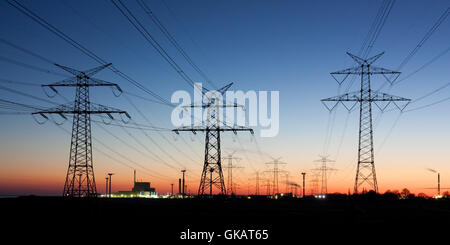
[2,195,450,243]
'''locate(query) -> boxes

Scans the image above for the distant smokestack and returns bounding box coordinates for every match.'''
[181,170,186,198]
[438,173,440,196]
[301,172,306,198]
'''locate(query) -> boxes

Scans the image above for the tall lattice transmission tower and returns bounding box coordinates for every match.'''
[309,171,320,196]
[322,52,410,193]
[223,152,243,195]
[33,63,130,197]
[264,157,287,194]
[312,155,336,194]
[173,83,253,196]
[248,171,261,195]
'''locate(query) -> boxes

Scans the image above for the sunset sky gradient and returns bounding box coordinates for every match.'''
[1,0,449,196]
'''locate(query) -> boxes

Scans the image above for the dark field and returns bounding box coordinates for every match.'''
[2,195,449,243]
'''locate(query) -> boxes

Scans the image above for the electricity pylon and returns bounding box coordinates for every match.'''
[312,155,336,194]
[262,179,272,196]
[223,152,243,195]
[322,52,410,193]
[33,63,130,197]
[248,171,261,195]
[264,157,287,194]
[173,83,253,196]
[309,171,320,195]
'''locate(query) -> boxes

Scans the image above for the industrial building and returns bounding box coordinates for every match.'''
[107,171,157,198]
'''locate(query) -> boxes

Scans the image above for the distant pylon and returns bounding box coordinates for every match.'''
[248,171,261,195]
[263,179,271,196]
[312,155,336,194]
[264,157,287,194]
[321,52,410,193]
[223,152,243,195]
[173,83,253,196]
[33,63,129,197]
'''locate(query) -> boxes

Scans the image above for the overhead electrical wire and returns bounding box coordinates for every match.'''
[119,123,189,171]
[396,6,450,72]
[6,0,172,106]
[95,122,181,174]
[55,123,171,180]
[0,78,40,87]
[371,6,450,153]
[376,6,450,91]
[136,0,217,89]
[0,98,46,111]
[123,94,200,167]
[110,0,199,91]
[0,55,68,77]
[0,84,61,106]
[0,38,56,64]
[396,45,450,84]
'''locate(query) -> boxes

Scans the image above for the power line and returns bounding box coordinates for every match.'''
[363,0,396,58]
[404,96,450,113]
[0,98,45,111]
[119,123,189,170]
[325,0,395,161]
[110,0,197,90]
[413,81,450,103]
[137,0,217,89]
[0,55,68,77]
[124,91,175,107]
[0,84,60,106]
[95,121,180,172]
[123,94,200,167]
[6,0,172,106]
[396,6,450,71]
[55,123,171,180]
[375,6,450,92]
[396,45,450,84]
[0,78,40,87]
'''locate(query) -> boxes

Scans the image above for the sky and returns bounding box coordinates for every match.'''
[0,0,449,196]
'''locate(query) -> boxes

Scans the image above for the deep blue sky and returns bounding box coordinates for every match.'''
[0,0,449,195]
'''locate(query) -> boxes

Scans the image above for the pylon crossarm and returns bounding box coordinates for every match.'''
[369,91,410,102]
[322,92,360,102]
[173,126,253,134]
[220,124,254,134]
[369,66,400,75]
[364,52,385,65]
[55,63,112,77]
[346,51,384,65]
[183,102,242,109]
[42,77,122,94]
[330,66,361,75]
[54,63,82,76]
[32,103,130,118]
[172,126,205,134]
[217,82,233,94]
[369,66,401,84]
[346,52,366,65]
[83,63,112,77]
[322,91,410,102]
[330,66,361,85]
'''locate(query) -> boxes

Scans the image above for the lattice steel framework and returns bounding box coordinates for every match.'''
[264,157,287,195]
[33,63,129,197]
[322,52,410,193]
[223,152,242,195]
[312,155,336,194]
[174,83,253,196]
